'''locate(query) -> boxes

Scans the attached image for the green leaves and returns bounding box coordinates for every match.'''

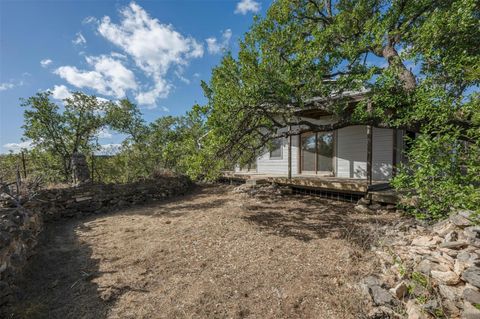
[21,91,108,181]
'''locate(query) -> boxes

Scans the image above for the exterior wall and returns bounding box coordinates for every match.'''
[372,128,394,180]
[236,118,401,181]
[336,125,368,178]
[256,129,300,175]
[336,126,395,180]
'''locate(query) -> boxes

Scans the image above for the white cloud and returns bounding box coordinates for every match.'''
[83,16,98,24]
[206,29,232,54]
[73,32,87,45]
[161,106,169,112]
[193,73,200,78]
[174,70,190,84]
[97,2,204,105]
[135,79,170,105]
[55,54,137,98]
[51,84,72,100]
[40,59,53,68]
[235,0,260,15]
[3,141,33,153]
[110,52,127,59]
[96,128,113,139]
[0,82,15,91]
[95,143,122,155]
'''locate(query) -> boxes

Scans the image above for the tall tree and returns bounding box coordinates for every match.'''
[22,92,109,181]
[201,0,479,217]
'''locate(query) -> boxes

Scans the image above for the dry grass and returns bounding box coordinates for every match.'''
[7,185,400,319]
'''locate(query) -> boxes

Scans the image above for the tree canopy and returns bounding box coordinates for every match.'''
[21,92,109,181]
[202,0,478,150]
[199,0,479,218]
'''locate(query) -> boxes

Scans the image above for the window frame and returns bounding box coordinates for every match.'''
[269,137,283,159]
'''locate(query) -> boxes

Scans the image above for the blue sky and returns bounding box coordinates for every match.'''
[0,0,267,153]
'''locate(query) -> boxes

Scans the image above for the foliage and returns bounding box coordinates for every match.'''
[392,111,480,220]
[197,0,480,218]
[21,92,109,181]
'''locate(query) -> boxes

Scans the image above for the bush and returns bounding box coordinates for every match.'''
[392,129,480,221]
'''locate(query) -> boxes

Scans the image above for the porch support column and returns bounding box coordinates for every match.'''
[367,125,373,185]
[367,99,373,186]
[392,129,398,177]
[288,125,292,180]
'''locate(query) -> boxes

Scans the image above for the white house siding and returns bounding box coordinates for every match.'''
[372,128,393,180]
[236,120,398,181]
[256,134,300,175]
[336,126,368,178]
[336,126,395,180]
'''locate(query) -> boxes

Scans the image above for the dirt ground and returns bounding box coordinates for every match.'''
[8,185,400,319]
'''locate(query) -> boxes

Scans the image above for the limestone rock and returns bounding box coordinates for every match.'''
[432,219,457,237]
[368,306,401,319]
[440,241,468,250]
[463,267,480,288]
[464,226,480,240]
[463,287,480,305]
[431,270,460,285]
[355,204,373,214]
[449,213,471,228]
[406,300,427,319]
[71,152,91,186]
[455,259,468,276]
[442,299,461,317]
[369,285,394,306]
[389,281,408,299]
[411,236,441,248]
[444,230,459,242]
[357,197,371,205]
[438,284,460,301]
[463,301,480,319]
[415,259,434,275]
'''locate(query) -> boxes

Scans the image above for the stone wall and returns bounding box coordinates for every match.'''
[363,210,480,319]
[0,207,42,306]
[0,175,193,307]
[23,175,192,221]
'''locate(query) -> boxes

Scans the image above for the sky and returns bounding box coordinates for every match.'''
[0,0,267,153]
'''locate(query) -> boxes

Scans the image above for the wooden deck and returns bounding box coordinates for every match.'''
[221,172,400,204]
[222,172,383,194]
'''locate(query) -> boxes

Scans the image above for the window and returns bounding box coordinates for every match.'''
[317,132,334,172]
[301,131,334,174]
[269,138,283,159]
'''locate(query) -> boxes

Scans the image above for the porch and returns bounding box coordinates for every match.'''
[221,171,399,204]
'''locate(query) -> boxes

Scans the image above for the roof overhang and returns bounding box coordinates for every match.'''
[293,89,370,119]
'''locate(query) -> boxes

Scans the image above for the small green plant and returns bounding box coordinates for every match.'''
[411,271,429,288]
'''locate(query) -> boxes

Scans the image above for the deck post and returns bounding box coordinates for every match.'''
[288,126,292,180]
[392,129,397,177]
[367,125,373,185]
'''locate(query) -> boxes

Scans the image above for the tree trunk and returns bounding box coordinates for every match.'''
[382,44,416,92]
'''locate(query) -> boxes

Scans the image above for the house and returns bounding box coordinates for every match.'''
[233,91,408,200]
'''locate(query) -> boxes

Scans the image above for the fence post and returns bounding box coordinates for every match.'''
[21,151,27,179]
[91,153,95,184]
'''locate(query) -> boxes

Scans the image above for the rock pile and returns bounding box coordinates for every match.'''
[355,197,396,214]
[0,208,42,307]
[71,152,91,186]
[232,183,292,199]
[364,210,480,318]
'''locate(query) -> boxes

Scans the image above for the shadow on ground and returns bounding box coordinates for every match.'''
[242,194,396,248]
[4,219,108,319]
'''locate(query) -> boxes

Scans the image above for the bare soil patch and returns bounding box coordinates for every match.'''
[8,185,400,319]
